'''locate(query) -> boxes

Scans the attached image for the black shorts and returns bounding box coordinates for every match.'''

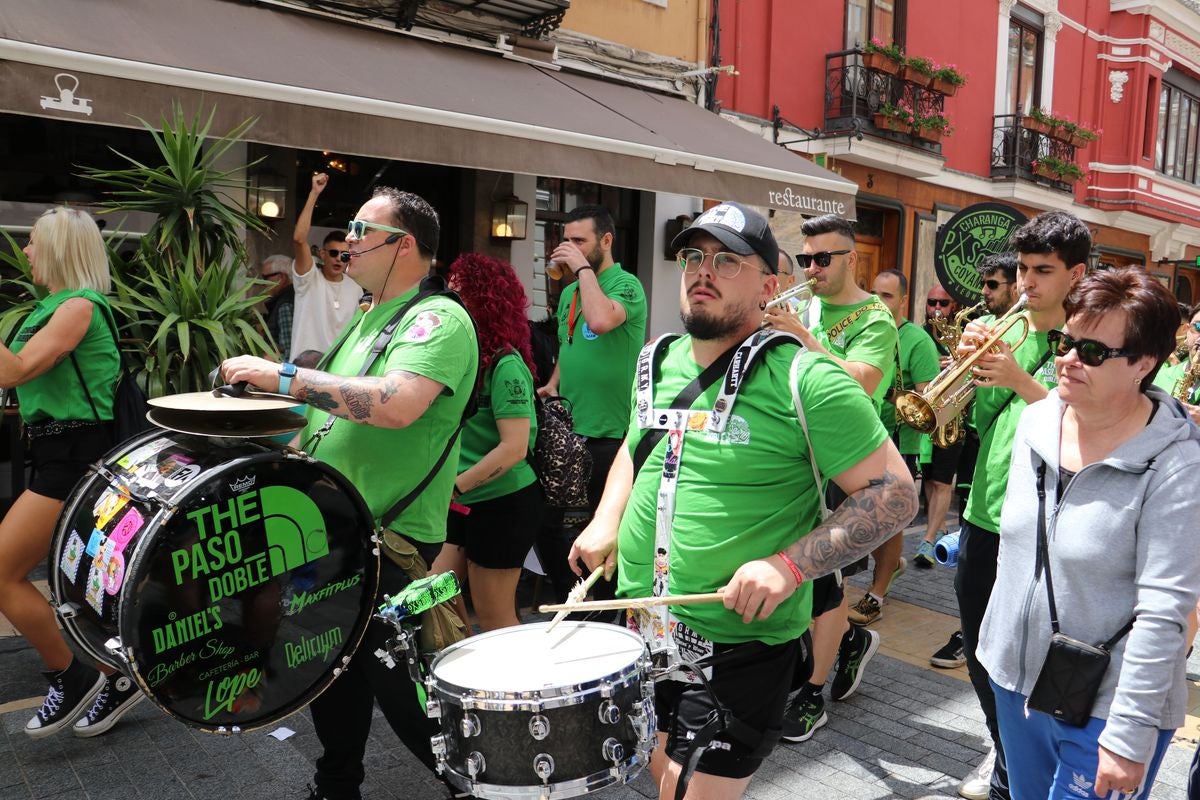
[656,637,800,778]
[809,570,844,617]
[902,453,920,480]
[925,435,965,485]
[28,424,114,501]
[445,480,545,569]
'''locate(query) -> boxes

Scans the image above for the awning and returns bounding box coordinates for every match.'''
[0,0,857,217]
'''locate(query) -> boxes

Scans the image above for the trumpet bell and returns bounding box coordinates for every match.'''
[894,390,938,434]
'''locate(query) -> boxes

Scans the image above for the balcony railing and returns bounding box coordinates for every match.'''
[990,114,1079,193]
[818,48,949,155]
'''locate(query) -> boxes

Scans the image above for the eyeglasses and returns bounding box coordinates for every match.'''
[347,219,409,240]
[983,279,1011,290]
[795,250,851,268]
[1047,330,1136,367]
[927,298,952,307]
[676,248,764,279]
[326,248,348,258]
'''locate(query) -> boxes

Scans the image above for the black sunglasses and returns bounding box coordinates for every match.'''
[327,248,348,258]
[927,298,951,307]
[795,250,850,268]
[983,279,1010,290]
[1047,329,1136,367]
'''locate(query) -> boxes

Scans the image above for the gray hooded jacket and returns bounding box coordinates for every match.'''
[977,387,1200,763]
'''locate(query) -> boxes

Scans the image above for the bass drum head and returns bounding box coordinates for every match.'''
[50,430,379,733]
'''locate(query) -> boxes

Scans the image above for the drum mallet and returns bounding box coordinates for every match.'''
[545,565,605,633]
[539,591,726,614]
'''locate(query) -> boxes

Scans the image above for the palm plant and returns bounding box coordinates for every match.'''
[79,105,276,395]
[0,231,47,345]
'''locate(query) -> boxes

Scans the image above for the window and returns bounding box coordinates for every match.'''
[1004,12,1043,115]
[1156,72,1200,184]
[845,0,905,50]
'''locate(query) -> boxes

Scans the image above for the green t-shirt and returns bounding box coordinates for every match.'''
[456,352,538,504]
[1152,359,1196,402]
[556,264,647,438]
[882,320,942,454]
[616,339,887,645]
[963,322,1057,534]
[816,297,898,412]
[303,288,478,544]
[13,289,119,424]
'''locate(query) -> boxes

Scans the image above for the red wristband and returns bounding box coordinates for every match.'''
[777,552,805,585]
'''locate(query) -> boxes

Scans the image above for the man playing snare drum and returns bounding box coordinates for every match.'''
[223,188,478,800]
[569,202,917,800]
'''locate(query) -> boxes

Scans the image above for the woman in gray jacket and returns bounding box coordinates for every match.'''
[978,267,1200,799]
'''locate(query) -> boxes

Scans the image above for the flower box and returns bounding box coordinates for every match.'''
[899,64,933,86]
[1022,117,1052,136]
[874,113,912,134]
[863,51,900,75]
[931,77,959,96]
[915,127,945,144]
[1049,126,1075,145]
[1070,133,1090,148]
[1032,162,1060,180]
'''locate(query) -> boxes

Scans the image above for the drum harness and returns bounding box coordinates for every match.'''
[630,328,830,800]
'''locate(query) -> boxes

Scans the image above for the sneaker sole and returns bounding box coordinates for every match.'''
[780,710,827,743]
[847,608,882,625]
[831,631,880,701]
[73,692,146,738]
[930,656,967,669]
[24,672,107,740]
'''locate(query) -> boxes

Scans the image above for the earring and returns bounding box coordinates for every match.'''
[759,301,767,311]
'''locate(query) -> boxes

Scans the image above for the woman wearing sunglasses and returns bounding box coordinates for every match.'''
[976,267,1200,799]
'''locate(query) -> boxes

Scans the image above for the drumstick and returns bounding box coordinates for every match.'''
[545,565,605,633]
[539,591,726,614]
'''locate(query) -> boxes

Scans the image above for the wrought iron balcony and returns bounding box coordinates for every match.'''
[991,114,1079,193]
[815,48,950,154]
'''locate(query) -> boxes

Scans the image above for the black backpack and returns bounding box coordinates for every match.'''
[70,304,153,446]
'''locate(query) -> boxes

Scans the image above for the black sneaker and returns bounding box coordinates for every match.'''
[781,691,827,742]
[73,674,144,737]
[830,626,880,701]
[930,630,967,668]
[24,660,105,739]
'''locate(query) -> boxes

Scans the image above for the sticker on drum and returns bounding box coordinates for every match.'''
[49,430,380,734]
[59,530,86,582]
[428,621,654,798]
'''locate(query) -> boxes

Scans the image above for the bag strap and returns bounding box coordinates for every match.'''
[69,354,101,422]
[789,348,831,522]
[1035,462,1134,648]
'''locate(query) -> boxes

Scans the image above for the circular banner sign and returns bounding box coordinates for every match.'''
[934,203,1028,306]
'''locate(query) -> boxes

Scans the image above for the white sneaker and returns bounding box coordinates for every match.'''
[958,746,996,800]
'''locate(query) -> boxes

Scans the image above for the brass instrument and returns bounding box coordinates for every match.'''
[1173,345,1200,404]
[896,295,1029,436]
[764,278,817,314]
[926,301,985,447]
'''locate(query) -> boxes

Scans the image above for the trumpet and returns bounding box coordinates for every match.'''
[926,301,985,447]
[1173,343,1200,404]
[764,278,817,314]
[896,294,1029,435]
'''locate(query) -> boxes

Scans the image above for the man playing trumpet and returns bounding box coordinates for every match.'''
[569,202,917,800]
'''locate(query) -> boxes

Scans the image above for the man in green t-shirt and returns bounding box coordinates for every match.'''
[847,269,939,625]
[1153,304,1200,418]
[950,212,1087,800]
[762,213,898,743]
[223,187,478,799]
[536,205,647,602]
[568,201,917,800]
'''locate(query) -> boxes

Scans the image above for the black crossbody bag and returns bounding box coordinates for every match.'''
[1026,463,1134,726]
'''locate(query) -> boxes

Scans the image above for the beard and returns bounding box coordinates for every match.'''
[586,244,604,270]
[680,293,757,340]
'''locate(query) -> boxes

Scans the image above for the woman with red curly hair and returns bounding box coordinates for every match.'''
[432,253,544,631]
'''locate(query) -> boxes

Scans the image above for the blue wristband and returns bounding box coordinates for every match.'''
[278,362,297,395]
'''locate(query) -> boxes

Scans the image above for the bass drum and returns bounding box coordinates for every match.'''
[49,429,380,733]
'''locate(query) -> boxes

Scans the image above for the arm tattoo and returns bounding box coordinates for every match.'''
[303,390,339,412]
[342,383,373,420]
[786,469,918,580]
[380,371,419,404]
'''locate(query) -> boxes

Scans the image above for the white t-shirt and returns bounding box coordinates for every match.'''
[289,260,363,357]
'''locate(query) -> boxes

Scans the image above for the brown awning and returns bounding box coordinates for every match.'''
[0,0,856,217]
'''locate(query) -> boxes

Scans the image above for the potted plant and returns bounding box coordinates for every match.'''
[863,38,904,74]
[1023,107,1054,135]
[1031,157,1061,180]
[1057,160,1086,182]
[874,101,915,134]
[1052,117,1078,144]
[901,55,936,86]
[931,64,966,96]
[914,112,954,143]
[1069,125,1100,148]
[78,105,276,396]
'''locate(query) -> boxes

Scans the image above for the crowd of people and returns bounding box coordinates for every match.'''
[4,188,1200,800]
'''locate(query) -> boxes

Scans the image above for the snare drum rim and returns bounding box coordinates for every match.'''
[114,442,380,734]
[441,755,648,800]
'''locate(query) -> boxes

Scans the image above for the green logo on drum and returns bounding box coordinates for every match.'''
[172,486,329,604]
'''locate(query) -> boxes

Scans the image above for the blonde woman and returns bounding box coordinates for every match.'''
[0,207,133,738]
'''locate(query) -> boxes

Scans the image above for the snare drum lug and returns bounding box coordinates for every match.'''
[55,602,79,620]
[598,700,621,725]
[430,734,447,758]
[602,737,625,763]
[528,714,550,740]
[103,637,128,663]
[465,751,486,778]
[533,753,555,782]
[600,680,613,698]
[425,695,441,719]
[460,713,481,738]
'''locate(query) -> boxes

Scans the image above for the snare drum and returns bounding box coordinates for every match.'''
[427,621,655,799]
[49,429,379,733]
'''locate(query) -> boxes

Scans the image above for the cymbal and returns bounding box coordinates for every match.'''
[147,407,308,438]
[148,391,299,412]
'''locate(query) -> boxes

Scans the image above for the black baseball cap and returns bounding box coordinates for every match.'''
[671,202,779,273]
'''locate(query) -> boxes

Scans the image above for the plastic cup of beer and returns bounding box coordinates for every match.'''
[546,261,565,280]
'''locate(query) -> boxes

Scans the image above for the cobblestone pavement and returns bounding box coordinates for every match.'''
[3,521,1199,800]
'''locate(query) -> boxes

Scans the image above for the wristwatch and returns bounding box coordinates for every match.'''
[278,362,297,395]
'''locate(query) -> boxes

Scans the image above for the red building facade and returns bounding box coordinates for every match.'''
[712,0,1200,312]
